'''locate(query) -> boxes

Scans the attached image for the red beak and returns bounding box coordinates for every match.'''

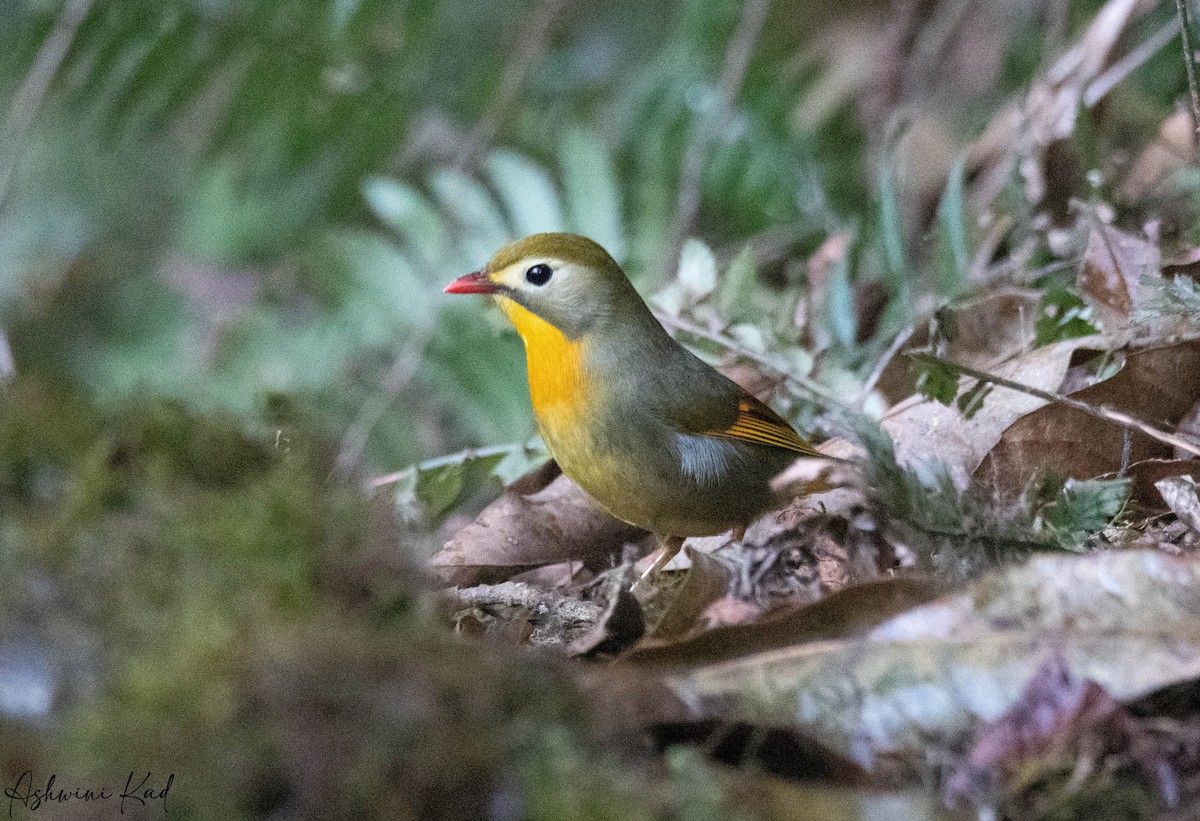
[444,270,498,295]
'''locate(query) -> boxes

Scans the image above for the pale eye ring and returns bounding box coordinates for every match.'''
[524,264,553,286]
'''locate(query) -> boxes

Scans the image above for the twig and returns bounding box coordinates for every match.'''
[369,438,545,489]
[0,0,94,210]
[1175,0,1200,135]
[909,351,1200,458]
[450,0,571,170]
[0,332,14,380]
[652,310,850,408]
[1084,16,1181,106]
[333,332,430,479]
[856,325,915,408]
[663,0,771,279]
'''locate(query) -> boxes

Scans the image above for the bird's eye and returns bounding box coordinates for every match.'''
[524,263,553,286]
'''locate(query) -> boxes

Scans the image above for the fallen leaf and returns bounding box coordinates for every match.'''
[945,657,1173,810]
[667,550,1200,766]
[936,288,1043,369]
[1097,458,1200,508]
[1157,476,1200,535]
[975,340,1200,500]
[626,576,949,669]
[431,466,648,586]
[884,338,1097,489]
[1077,224,1160,342]
[645,547,733,642]
[568,584,645,658]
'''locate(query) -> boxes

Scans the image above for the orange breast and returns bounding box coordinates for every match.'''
[497,297,591,442]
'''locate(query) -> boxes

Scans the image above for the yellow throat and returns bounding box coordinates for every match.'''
[497,297,590,437]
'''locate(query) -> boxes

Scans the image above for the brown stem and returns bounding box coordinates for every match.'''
[909,351,1200,458]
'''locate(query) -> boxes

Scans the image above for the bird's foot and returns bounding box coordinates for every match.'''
[632,535,685,590]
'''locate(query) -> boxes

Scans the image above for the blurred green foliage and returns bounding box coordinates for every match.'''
[1,0,1197,815]
[0,375,783,819]
[2,0,1187,480]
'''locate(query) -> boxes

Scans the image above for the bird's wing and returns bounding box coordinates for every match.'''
[663,370,821,457]
[699,392,822,456]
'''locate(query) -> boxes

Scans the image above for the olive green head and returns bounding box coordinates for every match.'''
[449,233,644,339]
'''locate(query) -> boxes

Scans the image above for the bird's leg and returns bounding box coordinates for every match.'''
[635,535,686,585]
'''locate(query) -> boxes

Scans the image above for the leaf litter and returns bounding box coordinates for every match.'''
[395,0,1200,815]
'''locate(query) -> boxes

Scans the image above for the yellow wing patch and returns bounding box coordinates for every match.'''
[707,397,821,456]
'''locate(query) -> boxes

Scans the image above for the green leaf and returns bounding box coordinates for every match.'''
[717,244,758,324]
[1040,477,1129,546]
[677,238,717,297]
[486,149,566,238]
[823,252,856,348]
[559,126,623,260]
[912,358,959,405]
[392,440,546,524]
[934,154,969,296]
[955,379,992,420]
[429,169,513,266]
[362,177,454,269]
[1035,285,1098,346]
[416,461,466,518]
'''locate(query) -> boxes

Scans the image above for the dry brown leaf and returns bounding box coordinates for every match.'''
[975,340,1200,499]
[431,466,648,586]
[645,547,733,642]
[668,551,1200,765]
[1078,224,1159,340]
[1157,476,1200,535]
[1098,458,1200,508]
[936,288,1043,369]
[870,288,1043,404]
[1119,107,1197,204]
[567,585,645,658]
[625,576,949,669]
[883,338,1098,489]
[945,657,1173,809]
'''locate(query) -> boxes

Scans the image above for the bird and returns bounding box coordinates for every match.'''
[444,232,823,562]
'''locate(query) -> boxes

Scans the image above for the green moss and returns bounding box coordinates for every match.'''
[0,377,763,820]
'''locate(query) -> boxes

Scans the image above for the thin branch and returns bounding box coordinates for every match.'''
[333,332,430,480]
[1175,0,1200,135]
[652,310,850,408]
[856,325,915,408]
[450,0,571,170]
[909,351,1200,458]
[663,0,771,279]
[1084,16,1181,106]
[0,0,95,210]
[369,439,544,489]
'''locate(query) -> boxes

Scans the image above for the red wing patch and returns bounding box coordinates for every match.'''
[704,396,821,456]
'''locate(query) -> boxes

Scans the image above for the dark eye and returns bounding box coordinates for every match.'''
[524,263,553,286]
